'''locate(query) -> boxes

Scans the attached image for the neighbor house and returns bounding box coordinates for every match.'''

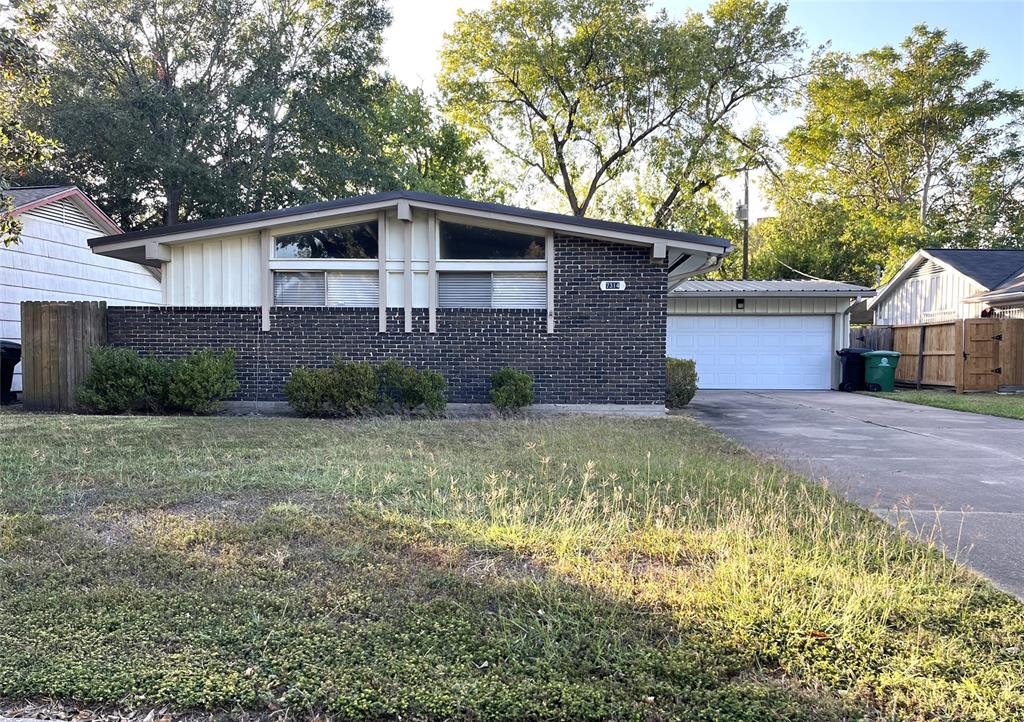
[88,190,731,409]
[868,248,1024,325]
[666,280,874,390]
[1,186,161,394]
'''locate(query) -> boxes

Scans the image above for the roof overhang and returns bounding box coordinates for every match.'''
[89,192,732,272]
[670,289,875,299]
[867,249,990,310]
[12,187,122,235]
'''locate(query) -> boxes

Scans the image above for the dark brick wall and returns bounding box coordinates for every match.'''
[106,236,667,404]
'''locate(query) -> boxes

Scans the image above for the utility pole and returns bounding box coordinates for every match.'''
[742,169,750,280]
[735,169,750,279]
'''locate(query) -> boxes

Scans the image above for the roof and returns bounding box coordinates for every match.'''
[923,248,1024,290]
[3,185,77,209]
[2,185,121,235]
[88,189,731,251]
[671,279,874,298]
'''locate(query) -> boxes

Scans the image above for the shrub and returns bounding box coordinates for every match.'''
[666,358,698,408]
[166,349,240,415]
[490,367,535,411]
[77,347,169,414]
[283,367,334,417]
[404,367,447,415]
[329,361,380,415]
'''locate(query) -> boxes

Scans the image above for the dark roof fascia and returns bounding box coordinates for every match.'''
[88,190,731,251]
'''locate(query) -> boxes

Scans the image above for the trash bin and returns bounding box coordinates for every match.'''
[836,348,870,392]
[1,340,21,404]
[863,350,901,392]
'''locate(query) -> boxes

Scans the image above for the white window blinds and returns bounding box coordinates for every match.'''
[274,272,325,306]
[438,272,546,309]
[274,271,379,307]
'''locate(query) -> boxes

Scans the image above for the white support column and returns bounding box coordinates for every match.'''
[545,230,555,334]
[259,229,272,332]
[428,212,437,333]
[403,215,413,333]
[378,211,388,333]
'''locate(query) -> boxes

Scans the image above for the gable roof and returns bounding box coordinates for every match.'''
[671,279,873,298]
[868,247,1024,309]
[88,190,732,252]
[3,185,122,235]
[923,248,1024,290]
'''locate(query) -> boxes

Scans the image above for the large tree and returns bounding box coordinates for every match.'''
[440,0,804,231]
[0,0,54,245]
[29,0,486,230]
[757,25,1024,283]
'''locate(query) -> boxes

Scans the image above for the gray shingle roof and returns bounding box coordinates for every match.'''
[89,190,731,250]
[671,279,873,297]
[925,248,1024,290]
[2,186,74,209]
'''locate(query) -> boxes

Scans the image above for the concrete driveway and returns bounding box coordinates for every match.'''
[688,390,1024,597]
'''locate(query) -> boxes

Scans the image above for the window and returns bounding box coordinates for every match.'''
[273,271,379,307]
[438,272,546,309]
[439,221,544,260]
[274,221,379,259]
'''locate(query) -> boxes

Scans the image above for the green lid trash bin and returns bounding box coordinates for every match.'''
[863,350,901,392]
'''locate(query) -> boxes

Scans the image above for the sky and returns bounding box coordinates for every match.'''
[382,0,1024,219]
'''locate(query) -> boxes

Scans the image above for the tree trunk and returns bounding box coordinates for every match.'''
[165,187,182,226]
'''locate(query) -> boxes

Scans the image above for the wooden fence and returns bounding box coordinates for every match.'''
[20,301,107,411]
[851,319,1024,392]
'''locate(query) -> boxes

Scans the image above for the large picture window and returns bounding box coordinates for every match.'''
[439,221,544,260]
[274,220,379,259]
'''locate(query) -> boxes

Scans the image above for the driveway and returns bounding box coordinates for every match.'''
[688,390,1024,597]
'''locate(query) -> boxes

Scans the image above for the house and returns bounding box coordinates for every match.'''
[1,186,162,394]
[868,248,1024,325]
[88,190,731,409]
[666,280,874,390]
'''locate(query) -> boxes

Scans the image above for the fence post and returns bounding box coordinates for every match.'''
[916,325,926,390]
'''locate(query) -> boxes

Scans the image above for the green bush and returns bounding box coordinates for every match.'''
[77,347,169,414]
[283,367,334,416]
[77,347,237,415]
[666,358,698,408]
[329,361,380,415]
[283,360,447,417]
[166,349,239,415]
[490,367,535,411]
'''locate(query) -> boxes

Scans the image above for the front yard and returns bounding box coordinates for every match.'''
[1,411,1022,721]
[870,389,1024,420]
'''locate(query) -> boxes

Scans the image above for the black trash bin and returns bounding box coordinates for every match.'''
[836,347,869,392]
[1,341,21,404]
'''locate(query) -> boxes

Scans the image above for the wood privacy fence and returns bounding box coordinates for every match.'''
[20,301,107,411]
[851,319,1024,392]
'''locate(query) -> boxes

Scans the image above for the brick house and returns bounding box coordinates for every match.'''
[89,191,730,409]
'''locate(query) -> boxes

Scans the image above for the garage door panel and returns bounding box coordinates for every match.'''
[667,315,833,390]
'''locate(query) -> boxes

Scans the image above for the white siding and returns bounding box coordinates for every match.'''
[873,262,986,325]
[163,234,261,306]
[1,210,161,392]
[668,296,852,315]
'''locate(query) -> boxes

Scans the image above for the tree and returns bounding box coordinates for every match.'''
[28,0,487,230]
[0,0,54,246]
[767,25,1024,281]
[440,0,804,232]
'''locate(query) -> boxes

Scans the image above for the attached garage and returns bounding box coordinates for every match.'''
[667,280,874,390]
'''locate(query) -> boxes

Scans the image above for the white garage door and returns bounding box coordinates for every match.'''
[667,315,834,390]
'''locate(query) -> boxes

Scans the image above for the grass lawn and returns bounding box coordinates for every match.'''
[870,389,1024,420]
[1,411,1022,721]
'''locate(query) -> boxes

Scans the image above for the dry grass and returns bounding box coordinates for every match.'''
[1,410,1022,721]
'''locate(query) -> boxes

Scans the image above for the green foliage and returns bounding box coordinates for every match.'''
[441,0,803,226]
[490,367,535,411]
[666,358,698,408]
[282,367,334,417]
[166,349,239,415]
[762,25,1024,283]
[0,0,56,246]
[76,347,169,414]
[77,347,236,415]
[284,360,446,417]
[329,361,380,416]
